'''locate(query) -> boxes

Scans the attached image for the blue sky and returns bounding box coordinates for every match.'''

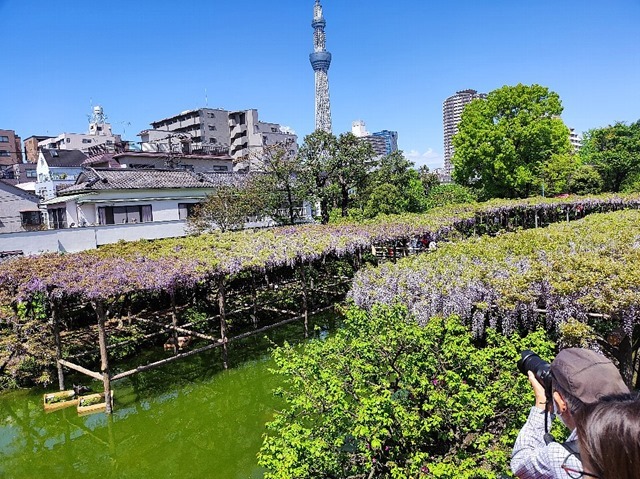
[1,0,639,170]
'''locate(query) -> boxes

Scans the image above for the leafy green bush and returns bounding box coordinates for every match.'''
[259,304,555,478]
[424,184,477,210]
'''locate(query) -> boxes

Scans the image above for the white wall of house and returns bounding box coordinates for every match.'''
[0,220,190,255]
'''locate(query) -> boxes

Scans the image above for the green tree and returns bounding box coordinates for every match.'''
[418,165,440,196]
[250,143,306,225]
[424,184,477,210]
[333,133,376,217]
[259,304,555,478]
[452,84,572,199]
[187,180,262,233]
[567,164,603,195]
[539,153,581,196]
[580,120,640,192]
[298,130,339,224]
[362,151,426,217]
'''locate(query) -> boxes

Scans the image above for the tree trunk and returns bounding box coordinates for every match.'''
[341,183,349,217]
[320,198,330,224]
[286,185,295,225]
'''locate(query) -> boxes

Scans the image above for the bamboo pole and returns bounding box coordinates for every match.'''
[57,359,103,381]
[218,276,228,369]
[94,302,113,414]
[51,304,65,391]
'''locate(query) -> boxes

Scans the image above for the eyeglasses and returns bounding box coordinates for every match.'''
[561,454,601,479]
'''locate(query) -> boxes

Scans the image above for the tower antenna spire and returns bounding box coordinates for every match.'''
[309,0,332,133]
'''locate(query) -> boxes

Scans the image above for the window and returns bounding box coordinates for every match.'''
[0,136,9,142]
[106,140,113,145]
[209,138,217,144]
[208,125,217,131]
[178,203,198,220]
[212,165,228,172]
[21,211,42,226]
[66,138,71,143]
[98,205,153,225]
[0,150,10,157]
[208,112,216,118]
[82,139,92,144]
[26,170,37,178]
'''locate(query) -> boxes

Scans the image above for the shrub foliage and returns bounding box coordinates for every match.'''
[259,304,555,478]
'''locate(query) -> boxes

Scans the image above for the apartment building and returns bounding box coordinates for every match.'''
[0,129,23,165]
[147,107,298,168]
[351,121,398,157]
[38,106,122,154]
[443,89,486,181]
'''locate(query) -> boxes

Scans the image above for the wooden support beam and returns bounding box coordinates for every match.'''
[110,305,335,382]
[58,359,103,381]
[262,306,298,316]
[51,304,65,391]
[111,339,225,381]
[170,292,179,356]
[94,302,113,414]
[218,276,228,369]
[137,317,219,342]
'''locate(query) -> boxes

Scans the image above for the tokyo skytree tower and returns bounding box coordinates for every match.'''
[309,0,332,133]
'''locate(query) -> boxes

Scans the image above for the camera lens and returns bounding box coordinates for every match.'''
[518,350,552,391]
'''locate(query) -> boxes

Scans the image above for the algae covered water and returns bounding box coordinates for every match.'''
[0,314,337,478]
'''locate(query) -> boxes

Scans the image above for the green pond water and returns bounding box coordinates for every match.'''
[0,314,338,479]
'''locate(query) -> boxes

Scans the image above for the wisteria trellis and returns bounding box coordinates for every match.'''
[349,208,640,386]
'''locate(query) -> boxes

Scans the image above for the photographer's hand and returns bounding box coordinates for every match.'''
[527,371,547,411]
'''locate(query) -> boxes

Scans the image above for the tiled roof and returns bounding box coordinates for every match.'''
[42,149,87,167]
[59,168,250,194]
[82,153,119,167]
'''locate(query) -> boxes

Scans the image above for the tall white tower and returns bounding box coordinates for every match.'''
[309,0,332,133]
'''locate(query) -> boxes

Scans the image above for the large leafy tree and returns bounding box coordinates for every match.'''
[250,143,306,225]
[298,130,339,224]
[362,151,426,218]
[452,84,572,199]
[580,120,640,192]
[333,133,375,217]
[259,304,555,478]
[187,179,263,233]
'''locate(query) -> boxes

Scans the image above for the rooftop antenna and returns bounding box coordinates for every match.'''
[205,88,208,107]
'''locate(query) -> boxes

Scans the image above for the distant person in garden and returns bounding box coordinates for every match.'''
[511,348,630,479]
[574,393,640,479]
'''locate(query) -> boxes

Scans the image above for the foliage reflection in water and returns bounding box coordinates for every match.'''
[0,313,339,479]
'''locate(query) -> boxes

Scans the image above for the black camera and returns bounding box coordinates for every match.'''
[517,350,552,394]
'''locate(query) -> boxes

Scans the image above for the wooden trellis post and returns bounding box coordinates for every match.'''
[94,301,113,414]
[299,264,309,338]
[51,303,65,391]
[218,276,228,369]
[251,271,258,329]
[170,291,179,355]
